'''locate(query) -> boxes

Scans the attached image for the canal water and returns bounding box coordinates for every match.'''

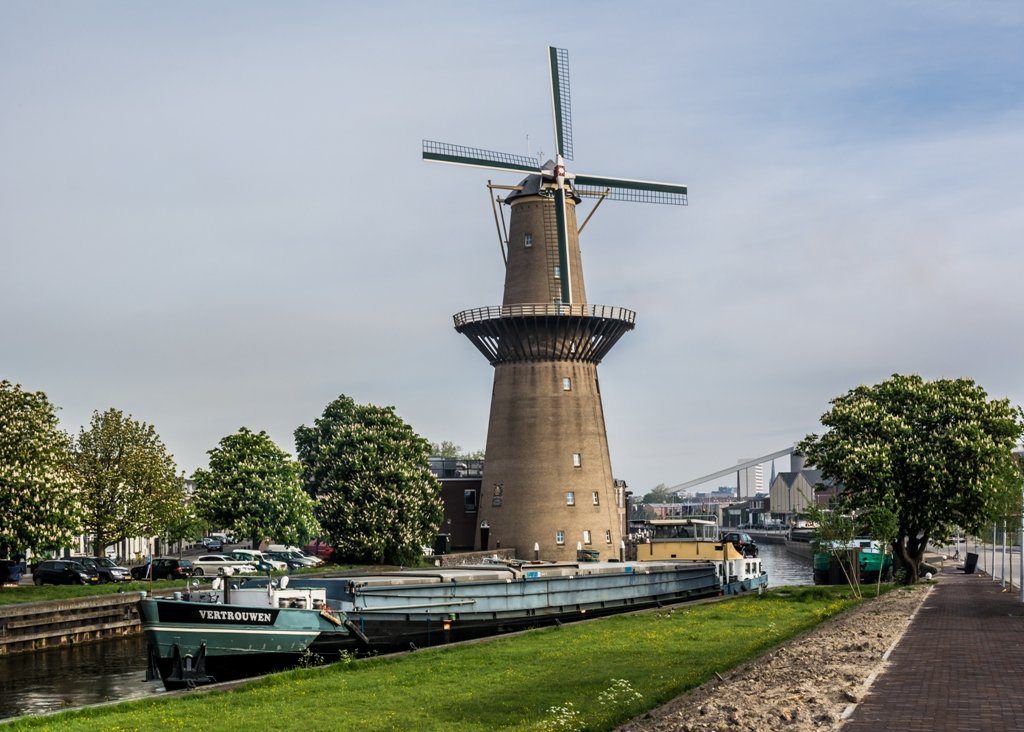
[758,542,813,587]
[0,546,811,721]
[0,634,160,721]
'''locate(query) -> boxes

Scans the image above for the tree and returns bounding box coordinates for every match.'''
[192,428,319,549]
[162,500,206,557]
[798,374,1024,584]
[296,395,443,565]
[0,381,81,556]
[641,484,674,504]
[429,441,484,460]
[73,408,185,556]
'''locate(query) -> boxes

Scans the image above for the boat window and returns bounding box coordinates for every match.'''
[566,491,575,506]
[556,530,565,545]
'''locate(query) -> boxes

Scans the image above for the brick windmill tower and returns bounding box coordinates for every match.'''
[423,48,687,561]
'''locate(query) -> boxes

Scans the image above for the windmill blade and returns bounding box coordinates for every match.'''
[548,47,573,161]
[423,140,540,175]
[574,172,688,205]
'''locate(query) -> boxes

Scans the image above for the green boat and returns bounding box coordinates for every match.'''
[139,577,358,688]
[813,538,892,585]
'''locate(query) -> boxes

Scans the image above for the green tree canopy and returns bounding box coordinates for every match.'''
[798,374,1024,584]
[73,408,185,556]
[429,441,484,460]
[296,395,443,565]
[640,484,674,504]
[192,428,319,549]
[0,380,81,555]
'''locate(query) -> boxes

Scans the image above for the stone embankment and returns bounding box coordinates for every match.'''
[0,592,143,655]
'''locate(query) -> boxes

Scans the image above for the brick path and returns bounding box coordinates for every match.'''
[843,569,1024,731]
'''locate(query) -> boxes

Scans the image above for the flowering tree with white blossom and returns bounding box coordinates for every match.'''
[295,395,443,565]
[798,374,1024,584]
[192,428,319,549]
[0,380,81,556]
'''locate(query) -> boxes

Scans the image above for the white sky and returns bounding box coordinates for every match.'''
[3,2,1022,496]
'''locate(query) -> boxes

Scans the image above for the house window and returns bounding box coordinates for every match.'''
[566,491,575,506]
[572,453,581,468]
[463,489,477,512]
[562,377,572,391]
[605,529,612,544]
[592,491,600,506]
[525,233,533,248]
[556,530,565,545]
[583,530,592,545]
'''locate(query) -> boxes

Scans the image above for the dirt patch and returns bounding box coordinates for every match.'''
[616,584,930,732]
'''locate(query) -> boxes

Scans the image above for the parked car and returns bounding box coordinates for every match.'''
[268,545,325,567]
[33,559,101,586]
[202,537,224,552]
[130,558,194,580]
[721,531,759,557]
[264,551,308,570]
[69,556,131,583]
[191,554,257,577]
[303,539,335,560]
[267,549,322,568]
[229,549,287,572]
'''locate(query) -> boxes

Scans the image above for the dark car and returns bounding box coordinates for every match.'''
[130,558,194,581]
[265,552,305,571]
[721,531,758,557]
[32,559,101,586]
[69,556,132,583]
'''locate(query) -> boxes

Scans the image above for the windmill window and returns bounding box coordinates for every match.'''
[572,453,582,468]
[562,377,572,391]
[605,529,612,544]
[592,491,600,506]
[556,530,566,545]
[525,233,533,248]
[566,491,575,506]
[553,266,561,279]
[583,530,592,545]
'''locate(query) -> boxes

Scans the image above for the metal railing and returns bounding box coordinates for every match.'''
[453,303,636,328]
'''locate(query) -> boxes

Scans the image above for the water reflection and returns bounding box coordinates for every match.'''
[0,634,159,721]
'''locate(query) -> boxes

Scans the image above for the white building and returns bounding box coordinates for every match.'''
[737,459,764,498]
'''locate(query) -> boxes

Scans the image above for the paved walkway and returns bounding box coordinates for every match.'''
[843,566,1024,731]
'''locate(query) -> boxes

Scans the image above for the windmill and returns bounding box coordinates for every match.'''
[423,47,687,560]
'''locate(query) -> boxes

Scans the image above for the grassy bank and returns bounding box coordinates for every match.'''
[2,585,880,731]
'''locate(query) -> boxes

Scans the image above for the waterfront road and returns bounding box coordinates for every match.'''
[842,560,1024,732]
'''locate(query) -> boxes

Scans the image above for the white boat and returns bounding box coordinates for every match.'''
[633,518,768,594]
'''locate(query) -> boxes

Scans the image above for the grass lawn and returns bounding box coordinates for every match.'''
[0,580,193,606]
[2,585,877,731]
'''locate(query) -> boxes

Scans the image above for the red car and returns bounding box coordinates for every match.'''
[303,540,334,559]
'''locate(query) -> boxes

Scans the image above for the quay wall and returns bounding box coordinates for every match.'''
[0,592,144,656]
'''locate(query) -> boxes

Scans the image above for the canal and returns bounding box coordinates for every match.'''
[0,634,161,721]
[758,542,812,588]
[0,547,812,721]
